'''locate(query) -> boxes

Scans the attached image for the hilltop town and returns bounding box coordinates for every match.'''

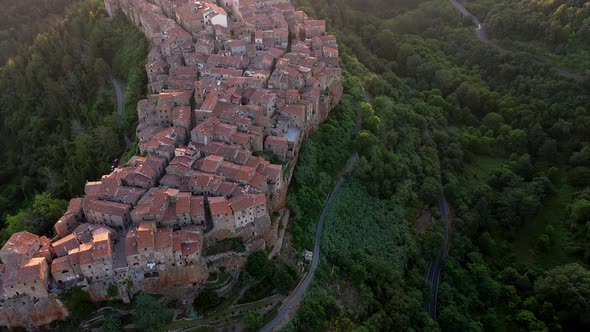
[0,0,341,327]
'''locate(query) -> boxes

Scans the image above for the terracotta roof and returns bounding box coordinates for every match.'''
[263,164,282,181]
[0,231,39,256]
[178,227,202,257]
[150,191,169,216]
[51,256,71,274]
[214,122,237,138]
[83,198,131,218]
[52,234,80,257]
[265,135,288,147]
[78,243,94,265]
[18,257,47,284]
[281,104,306,118]
[92,232,112,259]
[229,194,266,213]
[172,232,182,252]
[190,196,206,216]
[176,192,191,214]
[136,222,155,250]
[208,197,232,216]
[218,161,255,182]
[154,227,173,250]
[67,247,80,266]
[249,172,267,190]
[217,181,239,197]
[201,155,224,173]
[65,197,83,216]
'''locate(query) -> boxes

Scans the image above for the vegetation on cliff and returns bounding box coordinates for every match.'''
[0,0,146,243]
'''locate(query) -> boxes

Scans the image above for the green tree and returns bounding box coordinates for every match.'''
[569,199,590,223]
[419,177,442,205]
[3,210,38,237]
[245,251,273,280]
[515,310,547,332]
[107,284,119,298]
[194,289,221,310]
[60,286,95,323]
[482,112,504,133]
[103,313,122,332]
[133,292,172,331]
[271,268,295,294]
[536,234,551,252]
[534,263,590,329]
[244,311,263,330]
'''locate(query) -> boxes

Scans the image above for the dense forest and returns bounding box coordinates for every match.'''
[0,0,76,64]
[464,0,590,73]
[0,0,146,242]
[283,0,590,331]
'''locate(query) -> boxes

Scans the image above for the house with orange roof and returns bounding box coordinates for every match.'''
[154,227,174,266]
[0,232,41,269]
[229,194,267,228]
[208,196,235,231]
[280,104,306,128]
[3,257,50,299]
[173,226,203,266]
[51,234,80,258]
[51,255,77,287]
[54,197,84,239]
[83,198,132,230]
[188,172,224,195]
[264,135,288,161]
[190,195,206,225]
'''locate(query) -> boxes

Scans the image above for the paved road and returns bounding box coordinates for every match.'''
[260,89,366,331]
[260,154,358,332]
[111,78,132,148]
[448,0,584,81]
[112,79,124,115]
[425,197,450,320]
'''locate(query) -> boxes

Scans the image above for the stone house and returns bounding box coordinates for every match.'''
[264,135,288,161]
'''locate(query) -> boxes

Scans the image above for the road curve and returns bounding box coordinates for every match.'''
[111,78,132,148]
[448,0,584,81]
[426,196,450,320]
[261,89,365,331]
[112,78,124,115]
[260,154,358,332]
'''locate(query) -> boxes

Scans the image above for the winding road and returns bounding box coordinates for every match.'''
[260,154,358,332]
[260,91,364,331]
[425,196,450,320]
[449,0,584,81]
[112,78,124,116]
[111,78,132,148]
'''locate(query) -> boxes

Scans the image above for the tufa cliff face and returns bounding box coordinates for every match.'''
[0,296,69,329]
